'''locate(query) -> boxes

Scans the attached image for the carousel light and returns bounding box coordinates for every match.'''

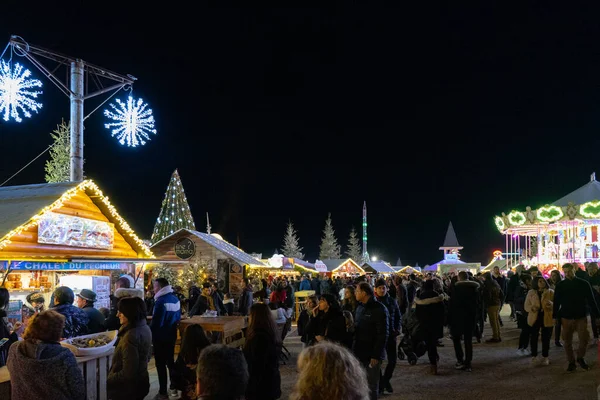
[508,211,526,226]
[580,201,600,218]
[494,216,506,231]
[536,205,563,222]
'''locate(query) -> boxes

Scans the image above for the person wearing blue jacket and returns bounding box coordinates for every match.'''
[150,278,181,399]
[299,275,312,291]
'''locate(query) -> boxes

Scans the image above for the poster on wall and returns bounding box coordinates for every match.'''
[229,263,244,297]
[38,211,114,250]
[92,276,111,310]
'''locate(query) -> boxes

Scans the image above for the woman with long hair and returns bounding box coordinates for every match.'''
[549,269,563,347]
[305,294,347,345]
[525,276,554,365]
[342,285,358,316]
[173,324,212,399]
[0,288,21,367]
[243,303,281,400]
[107,297,152,400]
[290,341,369,400]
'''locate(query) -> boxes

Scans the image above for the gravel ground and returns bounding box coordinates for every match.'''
[280,316,600,400]
[146,309,600,399]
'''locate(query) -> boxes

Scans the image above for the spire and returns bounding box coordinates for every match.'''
[206,212,211,234]
[592,172,596,182]
[361,201,370,264]
[439,221,463,249]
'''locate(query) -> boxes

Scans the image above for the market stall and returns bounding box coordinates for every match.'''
[493,173,600,274]
[0,180,154,322]
[249,254,316,280]
[362,260,396,275]
[320,258,364,277]
[150,228,265,298]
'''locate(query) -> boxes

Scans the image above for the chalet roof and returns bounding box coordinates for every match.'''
[0,181,80,240]
[439,221,462,249]
[152,229,266,267]
[0,180,153,258]
[321,258,364,273]
[553,175,600,207]
[362,261,395,274]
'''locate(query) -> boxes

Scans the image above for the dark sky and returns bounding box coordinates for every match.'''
[2,4,600,265]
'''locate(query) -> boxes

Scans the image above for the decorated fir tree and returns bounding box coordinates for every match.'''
[319,213,341,259]
[345,226,362,262]
[44,119,71,183]
[281,220,304,259]
[151,169,196,244]
[151,264,177,286]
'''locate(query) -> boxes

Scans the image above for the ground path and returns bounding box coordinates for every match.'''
[146,307,600,399]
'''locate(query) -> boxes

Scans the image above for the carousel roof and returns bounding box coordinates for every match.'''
[553,177,600,207]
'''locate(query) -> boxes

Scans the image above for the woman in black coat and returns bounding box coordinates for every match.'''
[243,303,282,400]
[415,280,445,375]
[305,294,347,345]
[107,297,152,400]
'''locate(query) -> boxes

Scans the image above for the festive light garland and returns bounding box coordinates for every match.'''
[536,205,563,223]
[0,180,154,258]
[494,216,505,231]
[580,200,600,218]
[104,96,157,147]
[507,211,526,226]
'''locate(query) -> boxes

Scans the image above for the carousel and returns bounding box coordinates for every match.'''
[494,173,600,275]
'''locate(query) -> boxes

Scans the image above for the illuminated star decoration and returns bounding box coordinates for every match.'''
[104,96,157,147]
[0,61,43,122]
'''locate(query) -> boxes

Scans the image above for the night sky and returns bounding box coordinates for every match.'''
[2,4,600,266]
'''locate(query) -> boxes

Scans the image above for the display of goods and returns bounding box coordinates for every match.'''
[14,281,22,289]
[61,330,118,357]
[39,276,49,282]
[29,279,39,288]
[7,274,17,281]
[3,282,13,289]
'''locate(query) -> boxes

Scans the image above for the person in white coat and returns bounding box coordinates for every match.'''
[524,276,554,365]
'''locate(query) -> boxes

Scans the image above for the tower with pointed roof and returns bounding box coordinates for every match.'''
[439,221,463,261]
[362,201,370,264]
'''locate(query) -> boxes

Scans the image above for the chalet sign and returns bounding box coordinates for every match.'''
[38,211,114,250]
[174,237,196,260]
[7,261,124,270]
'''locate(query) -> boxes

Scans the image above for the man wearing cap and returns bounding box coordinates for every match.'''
[77,289,106,334]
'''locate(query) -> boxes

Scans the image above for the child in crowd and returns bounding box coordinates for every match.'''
[172,324,212,399]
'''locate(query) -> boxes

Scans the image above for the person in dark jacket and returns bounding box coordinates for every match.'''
[515,274,532,355]
[354,282,389,400]
[549,269,564,347]
[305,293,347,345]
[187,285,200,314]
[310,275,321,296]
[172,324,212,400]
[406,274,420,308]
[0,288,21,367]
[297,296,318,347]
[106,276,144,331]
[7,309,85,400]
[299,275,312,291]
[553,263,600,372]
[492,266,508,327]
[375,278,401,395]
[107,297,152,400]
[415,279,445,375]
[189,283,216,316]
[481,272,503,342]
[243,303,281,400]
[238,278,254,316]
[150,278,182,399]
[51,286,89,339]
[394,276,409,316]
[76,289,106,334]
[449,271,480,372]
[506,265,525,321]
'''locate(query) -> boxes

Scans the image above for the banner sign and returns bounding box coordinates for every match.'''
[0,261,7,270]
[314,260,328,272]
[174,237,196,260]
[7,261,125,271]
[38,211,114,250]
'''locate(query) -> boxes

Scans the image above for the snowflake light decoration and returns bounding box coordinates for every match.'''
[104,96,156,147]
[0,61,43,122]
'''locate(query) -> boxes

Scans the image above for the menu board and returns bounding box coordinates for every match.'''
[92,276,111,310]
[38,211,114,250]
[7,300,22,324]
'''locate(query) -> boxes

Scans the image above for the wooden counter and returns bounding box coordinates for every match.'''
[0,347,114,400]
[179,316,248,348]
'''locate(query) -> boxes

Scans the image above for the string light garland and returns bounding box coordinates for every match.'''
[0,61,43,122]
[104,96,157,147]
[507,211,526,226]
[536,205,563,223]
[0,180,154,258]
[494,216,505,231]
[580,201,600,218]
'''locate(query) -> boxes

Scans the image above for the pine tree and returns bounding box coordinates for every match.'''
[319,213,341,259]
[151,169,196,244]
[281,220,304,259]
[44,119,71,183]
[152,264,177,286]
[345,226,362,262]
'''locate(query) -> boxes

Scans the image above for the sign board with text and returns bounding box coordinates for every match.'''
[38,211,114,250]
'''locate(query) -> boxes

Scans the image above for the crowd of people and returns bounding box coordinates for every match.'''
[1,260,600,400]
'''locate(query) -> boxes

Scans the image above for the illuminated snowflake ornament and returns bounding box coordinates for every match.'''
[104,96,157,147]
[0,61,43,122]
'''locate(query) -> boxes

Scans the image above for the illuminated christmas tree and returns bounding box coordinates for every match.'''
[151,169,196,244]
